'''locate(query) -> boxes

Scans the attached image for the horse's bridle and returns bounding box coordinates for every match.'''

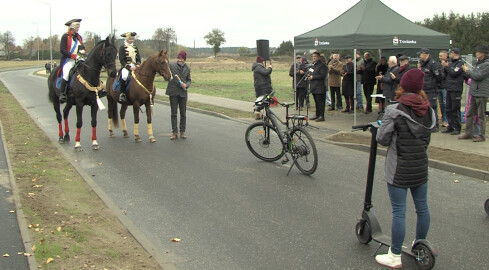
[100,43,117,71]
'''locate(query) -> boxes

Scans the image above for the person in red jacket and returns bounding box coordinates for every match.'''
[59,19,85,103]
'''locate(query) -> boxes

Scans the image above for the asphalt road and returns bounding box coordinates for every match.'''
[1,68,488,270]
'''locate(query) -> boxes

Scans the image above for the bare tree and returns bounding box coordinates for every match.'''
[23,36,35,59]
[152,27,177,56]
[0,31,16,60]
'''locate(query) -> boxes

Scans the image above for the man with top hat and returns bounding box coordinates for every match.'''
[118,32,141,102]
[459,44,489,142]
[59,18,85,103]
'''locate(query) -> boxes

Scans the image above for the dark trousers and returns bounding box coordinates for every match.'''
[313,93,326,117]
[363,83,374,112]
[169,95,187,133]
[330,87,342,109]
[446,91,462,131]
[295,87,307,108]
[344,95,354,111]
[426,90,439,128]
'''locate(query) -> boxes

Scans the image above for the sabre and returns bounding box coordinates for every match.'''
[175,75,187,91]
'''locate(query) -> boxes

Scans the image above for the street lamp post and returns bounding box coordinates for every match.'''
[39,1,52,68]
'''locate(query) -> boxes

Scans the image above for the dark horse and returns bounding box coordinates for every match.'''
[48,36,118,151]
[106,50,172,142]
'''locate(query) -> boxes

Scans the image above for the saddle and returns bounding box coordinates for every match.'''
[55,62,82,90]
[112,69,132,92]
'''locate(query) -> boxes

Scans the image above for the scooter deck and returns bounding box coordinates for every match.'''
[372,232,414,256]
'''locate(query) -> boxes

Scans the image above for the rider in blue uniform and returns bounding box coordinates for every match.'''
[118,32,141,102]
[59,19,85,103]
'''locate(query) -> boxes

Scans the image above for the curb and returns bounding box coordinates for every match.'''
[0,122,39,270]
[322,138,489,181]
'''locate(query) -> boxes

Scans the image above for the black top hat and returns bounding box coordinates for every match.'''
[476,44,488,53]
[64,19,82,26]
[121,32,137,38]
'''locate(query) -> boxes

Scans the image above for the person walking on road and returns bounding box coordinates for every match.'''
[459,44,489,142]
[166,51,191,140]
[375,68,436,269]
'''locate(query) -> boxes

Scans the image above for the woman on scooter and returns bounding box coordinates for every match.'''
[375,69,437,268]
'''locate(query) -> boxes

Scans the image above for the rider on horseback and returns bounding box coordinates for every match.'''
[119,32,141,102]
[59,19,85,103]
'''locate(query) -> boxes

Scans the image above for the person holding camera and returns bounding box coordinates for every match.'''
[289,55,307,110]
[309,52,327,121]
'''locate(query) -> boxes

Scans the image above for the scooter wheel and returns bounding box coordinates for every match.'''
[355,220,372,244]
[412,243,436,270]
[485,198,489,216]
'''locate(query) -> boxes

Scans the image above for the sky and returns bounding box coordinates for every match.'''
[1,0,486,48]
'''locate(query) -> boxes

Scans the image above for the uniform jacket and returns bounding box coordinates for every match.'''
[165,62,191,97]
[444,58,465,92]
[377,96,436,188]
[289,62,307,89]
[419,56,442,91]
[465,56,489,98]
[119,43,141,69]
[341,62,354,96]
[309,60,327,94]
[60,31,84,67]
[252,62,273,97]
[328,60,343,87]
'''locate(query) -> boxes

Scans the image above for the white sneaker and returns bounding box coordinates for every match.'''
[375,247,402,269]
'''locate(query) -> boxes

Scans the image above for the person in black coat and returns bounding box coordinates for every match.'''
[308,52,327,121]
[341,55,355,112]
[418,48,442,131]
[362,52,378,113]
[441,48,465,134]
[118,32,141,102]
[289,55,307,110]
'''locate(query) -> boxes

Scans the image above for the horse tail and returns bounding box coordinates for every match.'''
[111,101,119,128]
[47,66,61,104]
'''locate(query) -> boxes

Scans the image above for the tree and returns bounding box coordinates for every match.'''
[274,40,294,56]
[237,47,249,56]
[23,36,36,59]
[152,27,177,56]
[83,31,102,51]
[0,31,16,60]
[204,28,226,58]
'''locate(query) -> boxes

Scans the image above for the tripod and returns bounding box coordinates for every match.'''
[294,69,318,129]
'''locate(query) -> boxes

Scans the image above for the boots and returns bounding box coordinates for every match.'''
[375,248,402,269]
[59,79,68,103]
[119,80,127,102]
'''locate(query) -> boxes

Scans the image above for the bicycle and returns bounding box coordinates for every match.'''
[245,90,318,175]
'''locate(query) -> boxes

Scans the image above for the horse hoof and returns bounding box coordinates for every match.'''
[92,144,100,150]
[123,131,129,138]
[75,146,83,152]
[149,137,156,143]
[59,137,65,144]
[135,138,142,143]
[64,134,70,142]
[109,131,115,138]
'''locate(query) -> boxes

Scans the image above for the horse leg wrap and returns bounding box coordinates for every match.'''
[108,119,113,131]
[121,119,127,132]
[58,123,63,137]
[147,123,153,137]
[92,127,97,141]
[134,123,139,136]
[64,119,69,134]
[75,128,81,142]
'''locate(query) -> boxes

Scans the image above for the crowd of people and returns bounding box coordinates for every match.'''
[281,46,488,142]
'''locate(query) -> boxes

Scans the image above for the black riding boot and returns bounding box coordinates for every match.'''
[119,80,127,102]
[59,79,68,103]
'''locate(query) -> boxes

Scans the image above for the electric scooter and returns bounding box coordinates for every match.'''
[352,121,438,270]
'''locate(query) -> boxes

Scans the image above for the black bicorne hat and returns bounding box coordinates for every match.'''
[65,19,82,26]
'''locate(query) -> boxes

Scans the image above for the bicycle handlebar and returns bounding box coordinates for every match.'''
[352,121,381,131]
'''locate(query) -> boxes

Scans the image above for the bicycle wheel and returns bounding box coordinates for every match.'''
[290,127,318,175]
[245,122,284,162]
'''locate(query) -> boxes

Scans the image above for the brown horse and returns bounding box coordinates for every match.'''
[106,50,172,142]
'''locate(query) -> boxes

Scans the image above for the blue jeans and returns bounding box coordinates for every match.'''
[356,81,364,108]
[387,182,430,255]
[438,89,447,123]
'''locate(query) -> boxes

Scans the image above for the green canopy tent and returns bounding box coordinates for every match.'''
[293,0,450,124]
